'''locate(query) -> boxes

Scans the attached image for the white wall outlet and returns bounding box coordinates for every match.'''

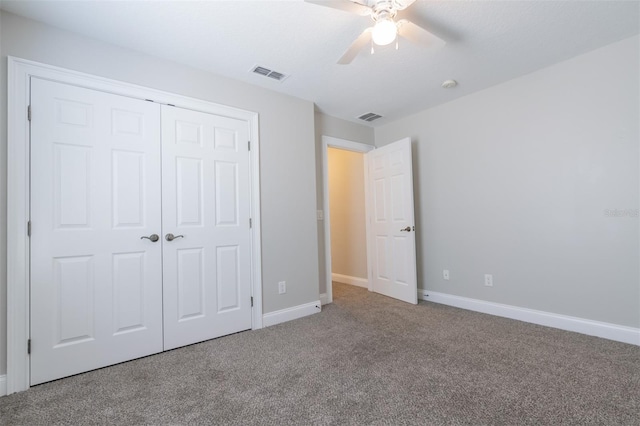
[443,269,450,280]
[316,210,324,220]
[484,274,493,287]
[278,281,286,294]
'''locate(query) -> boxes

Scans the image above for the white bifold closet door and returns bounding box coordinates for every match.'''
[30,79,253,385]
[161,105,252,350]
[30,78,164,385]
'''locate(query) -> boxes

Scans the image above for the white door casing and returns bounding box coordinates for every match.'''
[30,78,164,385]
[366,138,418,304]
[161,106,253,350]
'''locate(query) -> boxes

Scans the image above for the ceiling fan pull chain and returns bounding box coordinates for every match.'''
[371,39,375,55]
[396,38,399,50]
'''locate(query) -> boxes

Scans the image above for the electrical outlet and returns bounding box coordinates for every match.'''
[484,274,493,287]
[278,281,286,294]
[443,269,450,280]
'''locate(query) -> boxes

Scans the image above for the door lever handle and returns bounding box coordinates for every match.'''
[141,234,160,242]
[400,226,412,232]
[165,233,184,242]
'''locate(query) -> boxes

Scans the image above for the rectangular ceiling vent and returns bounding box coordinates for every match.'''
[358,112,383,122]
[251,65,288,82]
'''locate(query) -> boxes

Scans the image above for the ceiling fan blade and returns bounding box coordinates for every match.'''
[337,28,372,64]
[397,19,445,49]
[304,0,371,16]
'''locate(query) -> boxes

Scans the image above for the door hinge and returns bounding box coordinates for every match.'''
[248,141,251,151]
[27,339,31,355]
[27,105,31,122]
[27,221,31,237]
[251,296,254,307]
[249,218,252,228]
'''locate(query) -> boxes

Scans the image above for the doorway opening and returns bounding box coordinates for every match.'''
[322,136,419,306]
[321,136,374,304]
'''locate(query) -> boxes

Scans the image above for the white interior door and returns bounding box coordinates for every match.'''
[161,105,253,350]
[30,78,164,385]
[366,137,418,304]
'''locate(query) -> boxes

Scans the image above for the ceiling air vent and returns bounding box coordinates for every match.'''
[358,112,383,122]
[251,65,288,82]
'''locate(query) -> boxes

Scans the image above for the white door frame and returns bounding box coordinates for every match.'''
[321,136,375,304]
[6,57,263,394]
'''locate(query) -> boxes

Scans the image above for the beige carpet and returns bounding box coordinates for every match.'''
[1,282,639,425]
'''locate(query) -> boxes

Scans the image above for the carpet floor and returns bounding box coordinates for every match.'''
[1,282,639,425]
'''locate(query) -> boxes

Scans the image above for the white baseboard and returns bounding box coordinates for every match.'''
[320,293,329,305]
[418,290,640,346]
[0,375,6,396]
[332,273,368,288]
[263,300,322,328]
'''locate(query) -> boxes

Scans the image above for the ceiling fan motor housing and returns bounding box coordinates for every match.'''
[367,0,415,14]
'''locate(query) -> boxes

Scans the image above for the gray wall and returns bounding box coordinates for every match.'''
[375,35,640,328]
[314,111,374,296]
[0,11,320,376]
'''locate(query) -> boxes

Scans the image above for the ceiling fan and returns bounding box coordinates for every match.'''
[305,0,445,64]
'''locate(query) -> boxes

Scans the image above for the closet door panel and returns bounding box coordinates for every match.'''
[161,105,252,350]
[30,78,163,385]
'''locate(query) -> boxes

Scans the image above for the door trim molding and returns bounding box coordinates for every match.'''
[321,136,374,305]
[6,56,263,394]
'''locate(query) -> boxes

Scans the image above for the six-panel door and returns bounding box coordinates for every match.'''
[161,106,253,350]
[366,138,418,304]
[30,78,164,385]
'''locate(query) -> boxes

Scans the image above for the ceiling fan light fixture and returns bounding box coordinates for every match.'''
[372,18,397,46]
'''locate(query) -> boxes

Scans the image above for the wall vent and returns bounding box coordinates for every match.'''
[251,65,288,82]
[358,112,383,122]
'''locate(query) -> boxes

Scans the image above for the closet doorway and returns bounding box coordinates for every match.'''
[7,57,262,392]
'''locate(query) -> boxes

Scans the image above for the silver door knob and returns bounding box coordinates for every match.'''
[165,233,184,242]
[400,226,412,232]
[141,234,159,242]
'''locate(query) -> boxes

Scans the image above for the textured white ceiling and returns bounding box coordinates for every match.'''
[2,0,639,126]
